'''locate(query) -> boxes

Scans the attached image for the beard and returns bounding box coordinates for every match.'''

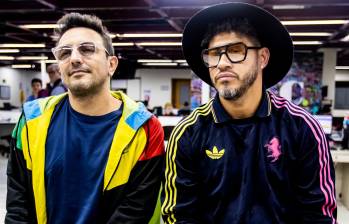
[67,75,107,98]
[216,64,258,101]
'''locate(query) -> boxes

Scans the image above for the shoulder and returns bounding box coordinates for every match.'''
[51,85,66,95]
[170,100,214,140]
[23,94,67,120]
[268,92,323,139]
[139,115,165,160]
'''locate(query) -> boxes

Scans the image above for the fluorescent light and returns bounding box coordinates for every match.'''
[179,63,189,66]
[113,42,182,46]
[341,34,349,42]
[112,42,134,46]
[294,50,313,53]
[43,60,58,63]
[273,5,305,10]
[142,62,178,66]
[282,20,348,25]
[290,32,332,36]
[19,24,59,29]
[11,64,34,68]
[0,49,20,53]
[17,56,48,60]
[137,42,181,46]
[116,33,182,38]
[137,59,172,63]
[293,41,322,45]
[174,59,187,63]
[336,66,349,70]
[0,43,45,48]
[0,56,15,60]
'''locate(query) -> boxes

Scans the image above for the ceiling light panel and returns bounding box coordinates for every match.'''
[142,62,178,66]
[17,56,48,60]
[0,44,45,48]
[0,49,20,53]
[116,33,182,38]
[282,20,348,25]
[11,64,34,68]
[19,24,59,29]
[137,42,181,46]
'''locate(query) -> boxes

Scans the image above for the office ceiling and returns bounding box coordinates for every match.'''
[1,0,349,70]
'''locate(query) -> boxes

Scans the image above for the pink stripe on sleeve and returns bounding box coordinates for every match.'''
[269,93,336,223]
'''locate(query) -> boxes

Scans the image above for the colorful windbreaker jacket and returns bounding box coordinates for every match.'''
[6,91,165,224]
[162,91,337,224]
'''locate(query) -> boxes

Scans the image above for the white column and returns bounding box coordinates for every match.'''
[320,48,338,108]
[201,81,210,104]
[40,60,49,88]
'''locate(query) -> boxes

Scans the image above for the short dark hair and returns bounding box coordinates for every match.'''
[201,17,260,49]
[46,64,59,73]
[31,78,42,86]
[54,12,114,56]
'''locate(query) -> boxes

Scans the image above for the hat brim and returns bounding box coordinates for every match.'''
[182,2,294,88]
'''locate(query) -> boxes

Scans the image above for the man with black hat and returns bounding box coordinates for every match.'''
[161,2,336,223]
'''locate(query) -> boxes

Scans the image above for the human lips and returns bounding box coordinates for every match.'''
[69,69,89,76]
[215,72,238,82]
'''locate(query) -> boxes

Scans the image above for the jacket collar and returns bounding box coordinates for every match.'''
[212,88,271,123]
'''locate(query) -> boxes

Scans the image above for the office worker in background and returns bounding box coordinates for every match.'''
[162,2,336,223]
[6,12,164,224]
[164,102,175,116]
[43,64,67,96]
[26,78,43,102]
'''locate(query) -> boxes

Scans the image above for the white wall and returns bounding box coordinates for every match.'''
[0,67,41,107]
[135,69,191,108]
[111,79,141,101]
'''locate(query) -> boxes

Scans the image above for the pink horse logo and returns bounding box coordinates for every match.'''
[264,137,281,162]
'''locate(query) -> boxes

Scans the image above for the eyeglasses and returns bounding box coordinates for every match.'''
[52,42,110,61]
[201,42,262,68]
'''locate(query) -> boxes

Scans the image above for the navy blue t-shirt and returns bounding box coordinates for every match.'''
[45,97,122,224]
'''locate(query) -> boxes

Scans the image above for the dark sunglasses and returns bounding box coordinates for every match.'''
[201,42,262,68]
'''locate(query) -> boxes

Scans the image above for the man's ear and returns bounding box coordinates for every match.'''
[108,56,118,77]
[260,47,270,69]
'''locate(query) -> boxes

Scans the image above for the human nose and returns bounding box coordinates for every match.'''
[69,47,83,63]
[216,52,232,70]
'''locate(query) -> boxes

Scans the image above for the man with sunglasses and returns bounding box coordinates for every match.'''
[6,13,164,224]
[162,3,336,223]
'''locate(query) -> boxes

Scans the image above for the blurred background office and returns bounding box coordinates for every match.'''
[0,0,349,222]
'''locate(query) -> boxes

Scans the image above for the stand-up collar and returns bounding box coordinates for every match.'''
[211,89,272,123]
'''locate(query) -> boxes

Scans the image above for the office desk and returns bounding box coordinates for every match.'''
[158,116,183,127]
[0,110,21,137]
[332,150,349,209]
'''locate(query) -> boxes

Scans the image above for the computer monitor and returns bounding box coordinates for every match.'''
[313,115,332,134]
[0,85,10,100]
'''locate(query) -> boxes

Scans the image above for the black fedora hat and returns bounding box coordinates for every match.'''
[182,2,294,88]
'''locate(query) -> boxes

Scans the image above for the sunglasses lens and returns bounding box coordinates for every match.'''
[202,49,220,67]
[55,47,72,61]
[53,43,97,61]
[78,44,96,56]
[226,43,246,62]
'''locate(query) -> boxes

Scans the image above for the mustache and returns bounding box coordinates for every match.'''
[69,68,91,76]
[214,70,239,83]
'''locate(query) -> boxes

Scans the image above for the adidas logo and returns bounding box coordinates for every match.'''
[205,146,225,159]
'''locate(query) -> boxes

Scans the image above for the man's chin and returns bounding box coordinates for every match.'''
[68,84,92,97]
[218,87,244,101]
